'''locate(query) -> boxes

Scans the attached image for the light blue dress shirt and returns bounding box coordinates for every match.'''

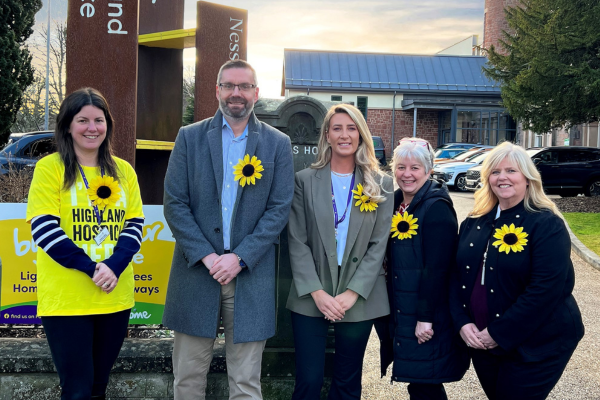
[331,172,354,266]
[221,117,249,250]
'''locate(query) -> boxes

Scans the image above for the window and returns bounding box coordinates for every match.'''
[559,150,597,163]
[456,110,516,145]
[331,95,342,101]
[357,96,368,119]
[24,139,55,158]
[537,151,558,164]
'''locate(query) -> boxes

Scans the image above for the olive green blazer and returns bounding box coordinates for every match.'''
[286,163,393,322]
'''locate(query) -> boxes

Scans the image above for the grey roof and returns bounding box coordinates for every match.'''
[283,49,499,94]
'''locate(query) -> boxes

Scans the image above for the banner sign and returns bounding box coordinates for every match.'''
[0,205,175,324]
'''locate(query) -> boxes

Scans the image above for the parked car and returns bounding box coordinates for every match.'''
[435,143,482,151]
[433,147,467,161]
[432,150,491,192]
[373,136,387,166]
[0,131,55,174]
[465,164,483,192]
[528,146,600,197]
[434,146,493,167]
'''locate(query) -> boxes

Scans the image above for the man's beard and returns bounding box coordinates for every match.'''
[219,95,254,121]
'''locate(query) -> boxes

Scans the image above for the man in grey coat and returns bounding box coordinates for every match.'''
[162,60,294,399]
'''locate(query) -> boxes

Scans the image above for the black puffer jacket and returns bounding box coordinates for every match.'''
[380,180,469,384]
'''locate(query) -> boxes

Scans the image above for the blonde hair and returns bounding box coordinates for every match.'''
[312,104,386,202]
[391,137,436,174]
[470,142,561,218]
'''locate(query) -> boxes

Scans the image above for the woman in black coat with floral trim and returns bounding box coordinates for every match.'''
[381,138,469,400]
[449,142,584,400]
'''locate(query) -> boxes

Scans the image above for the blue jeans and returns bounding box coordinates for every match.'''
[291,311,375,400]
[42,309,130,400]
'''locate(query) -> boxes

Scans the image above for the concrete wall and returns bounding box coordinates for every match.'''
[0,338,330,400]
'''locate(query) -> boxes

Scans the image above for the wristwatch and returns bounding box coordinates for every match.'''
[236,254,247,268]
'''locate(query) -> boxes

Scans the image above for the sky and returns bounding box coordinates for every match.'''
[33,0,485,98]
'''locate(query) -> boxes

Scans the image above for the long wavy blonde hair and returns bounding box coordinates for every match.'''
[312,104,386,202]
[470,142,561,218]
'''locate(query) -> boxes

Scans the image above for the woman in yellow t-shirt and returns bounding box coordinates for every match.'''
[26,88,144,400]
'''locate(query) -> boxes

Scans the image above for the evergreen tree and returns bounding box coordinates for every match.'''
[0,0,42,142]
[182,92,195,126]
[483,0,600,133]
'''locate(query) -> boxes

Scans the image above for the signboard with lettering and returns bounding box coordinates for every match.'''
[0,205,175,325]
[195,2,248,121]
[66,0,139,164]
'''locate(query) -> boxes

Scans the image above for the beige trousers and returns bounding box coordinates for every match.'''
[172,279,266,400]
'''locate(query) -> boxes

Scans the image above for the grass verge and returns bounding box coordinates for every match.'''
[563,213,600,256]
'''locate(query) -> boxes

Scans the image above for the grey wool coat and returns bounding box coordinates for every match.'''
[162,109,294,343]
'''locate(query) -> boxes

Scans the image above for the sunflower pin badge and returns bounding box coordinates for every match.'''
[352,183,378,212]
[87,176,121,208]
[233,154,264,187]
[492,223,528,254]
[390,211,419,240]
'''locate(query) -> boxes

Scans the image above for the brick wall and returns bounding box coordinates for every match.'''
[366,108,439,159]
[483,0,518,53]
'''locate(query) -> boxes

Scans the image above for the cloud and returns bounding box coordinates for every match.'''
[181,0,484,97]
[31,0,485,98]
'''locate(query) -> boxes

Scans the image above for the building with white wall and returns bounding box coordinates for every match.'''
[282,49,516,156]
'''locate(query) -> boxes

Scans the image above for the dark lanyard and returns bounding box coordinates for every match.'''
[331,173,355,236]
[77,164,105,226]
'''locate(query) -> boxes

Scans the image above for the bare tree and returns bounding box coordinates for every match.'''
[12,21,67,133]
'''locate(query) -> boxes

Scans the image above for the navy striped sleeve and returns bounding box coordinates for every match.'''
[103,217,144,278]
[31,215,97,278]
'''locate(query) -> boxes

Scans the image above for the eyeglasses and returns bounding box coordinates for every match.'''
[399,138,431,151]
[218,83,257,92]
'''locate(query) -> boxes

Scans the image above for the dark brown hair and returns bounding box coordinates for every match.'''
[55,88,119,190]
[216,59,258,86]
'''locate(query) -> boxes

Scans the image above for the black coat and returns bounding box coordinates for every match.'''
[380,180,469,384]
[449,201,584,362]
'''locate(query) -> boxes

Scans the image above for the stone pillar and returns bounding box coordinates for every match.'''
[254,97,336,384]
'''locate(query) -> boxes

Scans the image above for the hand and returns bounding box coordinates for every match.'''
[334,290,359,312]
[415,321,434,344]
[477,328,498,349]
[92,263,118,294]
[459,323,486,350]
[202,253,219,270]
[311,290,345,321]
[210,253,242,285]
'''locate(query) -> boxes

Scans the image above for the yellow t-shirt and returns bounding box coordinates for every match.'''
[26,153,144,316]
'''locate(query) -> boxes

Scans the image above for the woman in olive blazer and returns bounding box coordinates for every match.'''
[286,104,393,400]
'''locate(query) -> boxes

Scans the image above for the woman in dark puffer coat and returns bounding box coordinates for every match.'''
[380,138,469,400]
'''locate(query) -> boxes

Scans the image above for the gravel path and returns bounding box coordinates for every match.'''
[361,191,600,399]
[361,251,600,399]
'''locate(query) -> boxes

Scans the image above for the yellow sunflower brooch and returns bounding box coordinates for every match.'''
[390,211,419,240]
[492,223,528,254]
[233,154,264,187]
[352,183,378,212]
[87,176,121,208]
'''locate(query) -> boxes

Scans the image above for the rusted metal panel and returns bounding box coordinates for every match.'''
[195,2,248,122]
[139,0,184,35]
[136,46,183,142]
[66,0,139,165]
